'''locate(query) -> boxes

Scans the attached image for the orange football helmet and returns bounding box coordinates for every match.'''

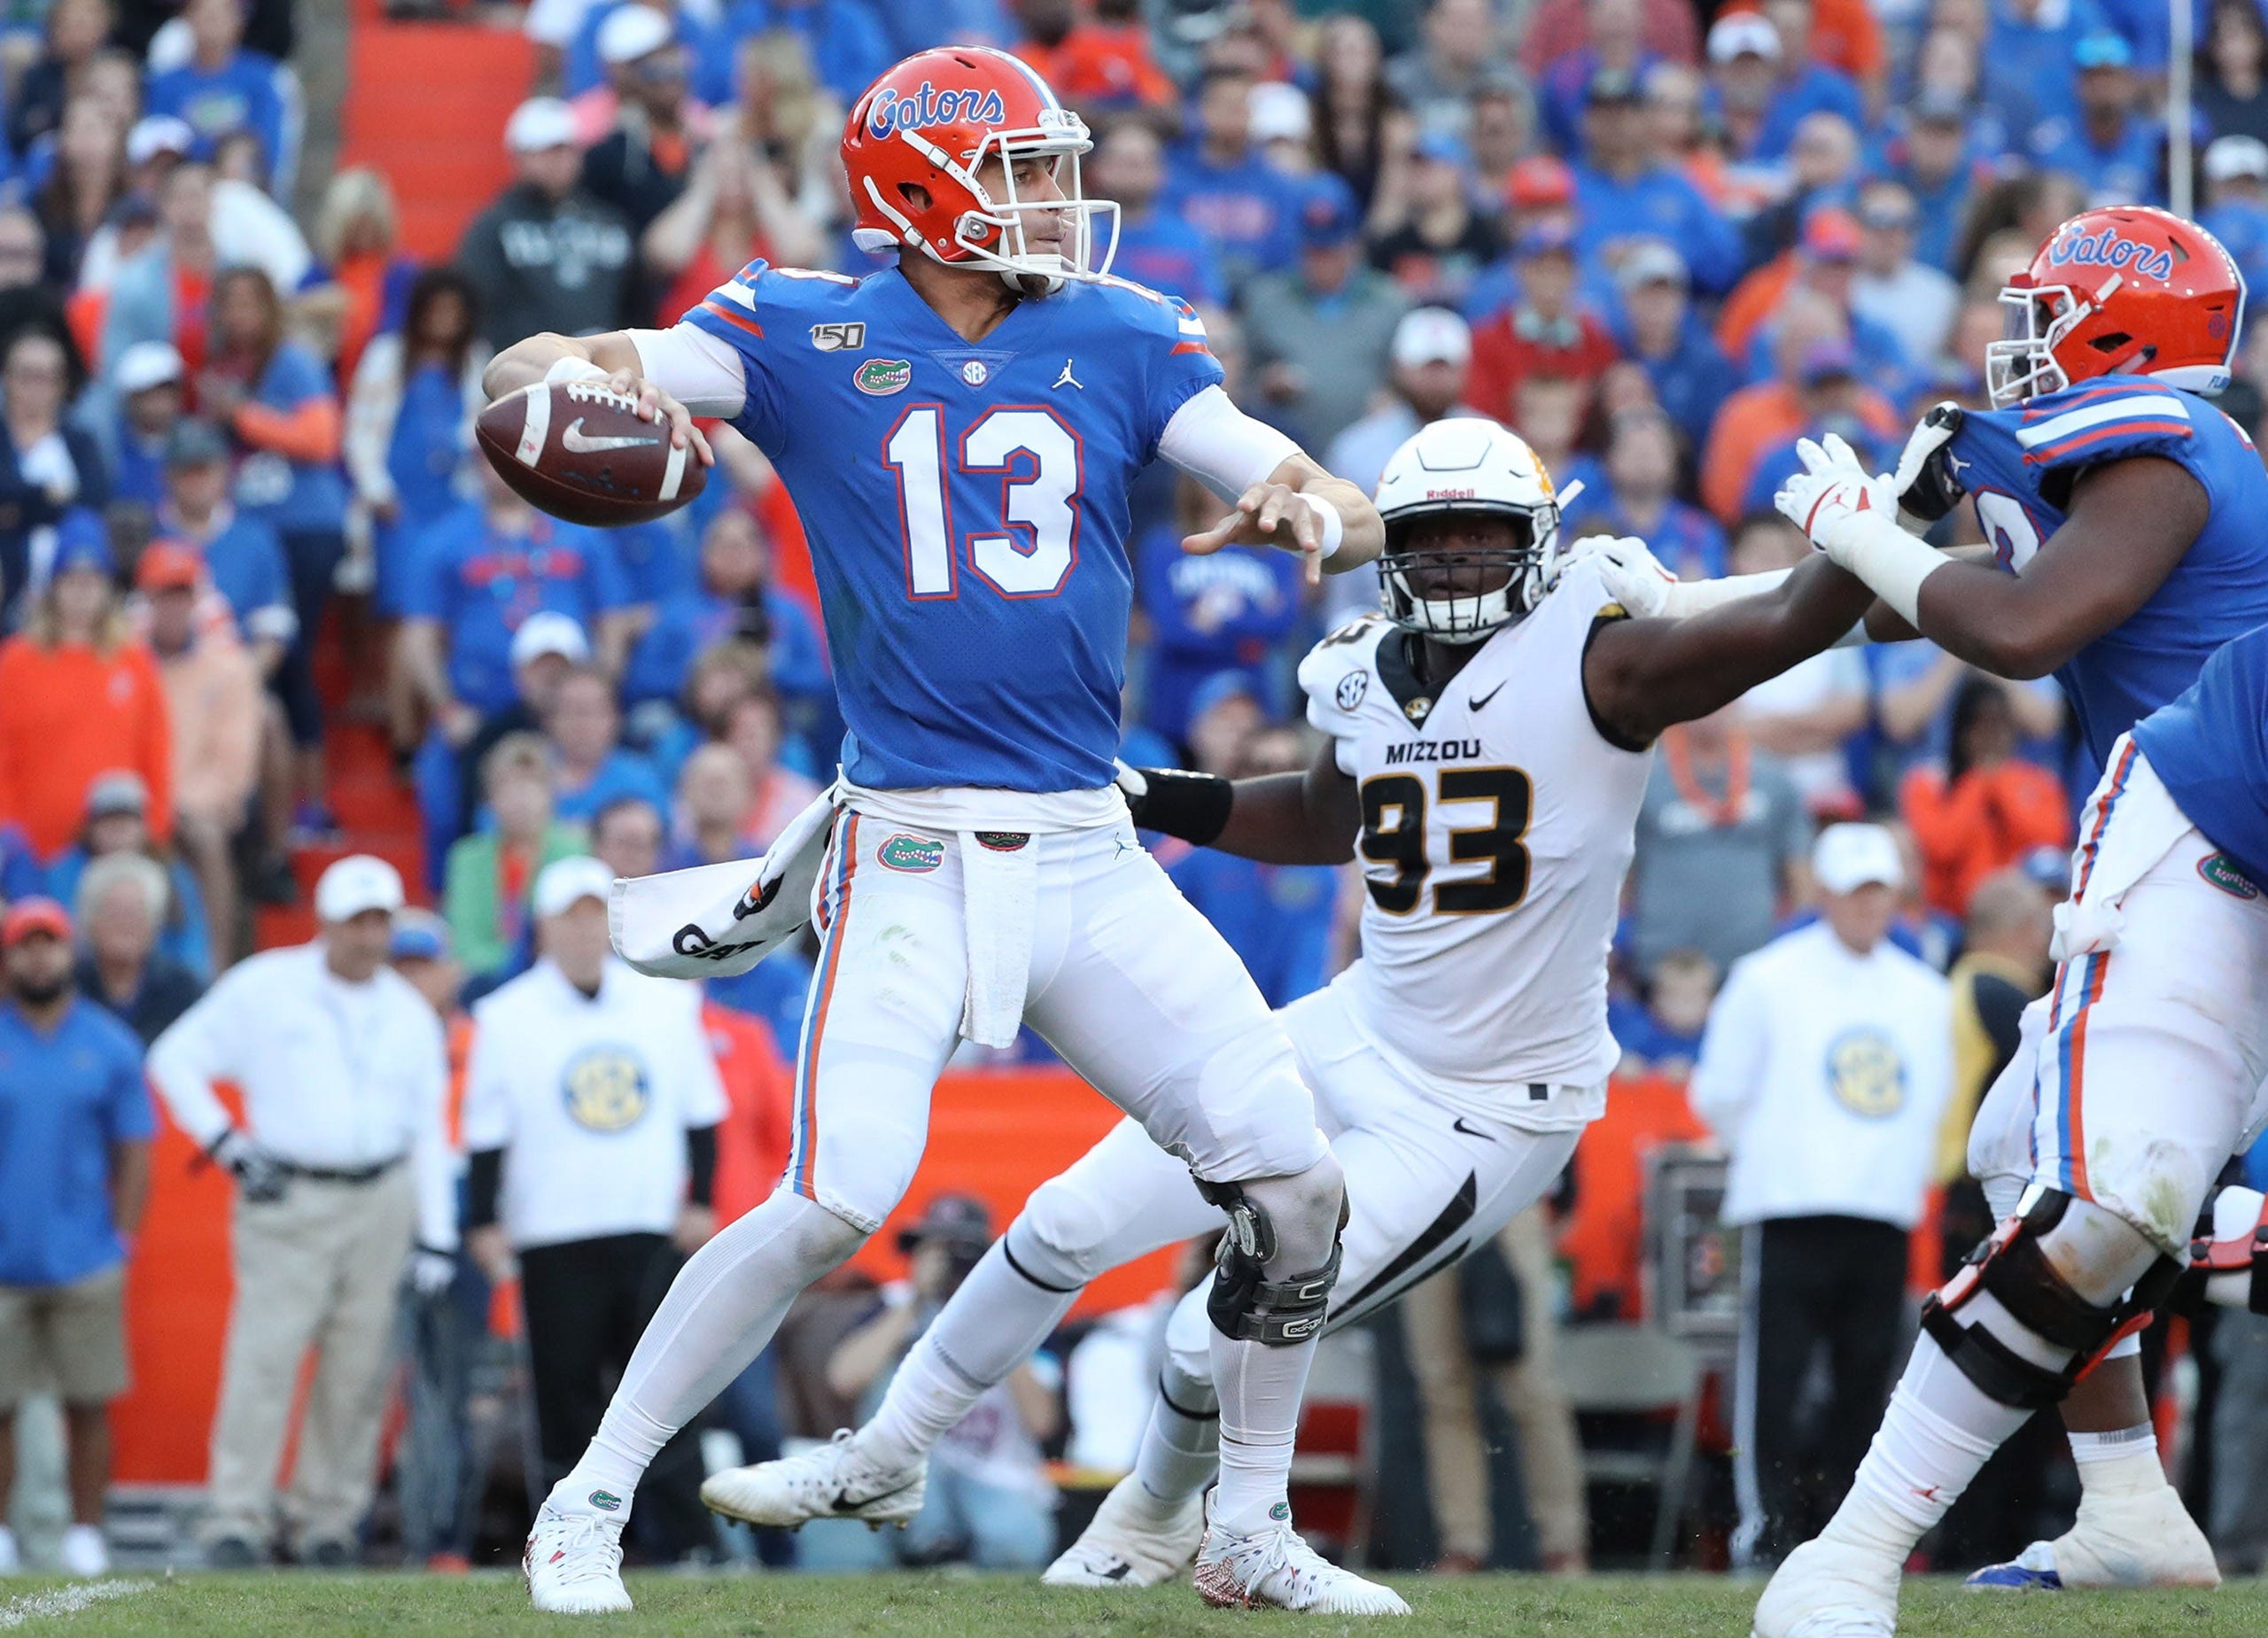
[842,46,1118,295]
[1987,206,2247,407]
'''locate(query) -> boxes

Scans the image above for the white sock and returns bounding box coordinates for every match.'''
[1209,1330,1317,1535]
[1822,1332,2032,1559]
[2069,1424,2163,1498]
[857,1240,1080,1472]
[553,1192,864,1518]
[1132,1364,1220,1510]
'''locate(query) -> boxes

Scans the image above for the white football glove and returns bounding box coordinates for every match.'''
[1775,436,1899,567]
[1561,533,1677,618]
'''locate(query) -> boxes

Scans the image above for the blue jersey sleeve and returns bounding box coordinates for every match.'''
[680,260,835,457]
[1998,380,2201,478]
[1106,278,1226,458]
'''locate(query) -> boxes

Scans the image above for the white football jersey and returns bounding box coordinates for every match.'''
[1299,553,1653,1122]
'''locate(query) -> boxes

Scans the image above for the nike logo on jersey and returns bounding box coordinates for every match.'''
[1450,1116,1495,1142]
[1384,738,1482,765]
[1468,681,1506,711]
[1052,359,1084,390]
[561,418,660,454]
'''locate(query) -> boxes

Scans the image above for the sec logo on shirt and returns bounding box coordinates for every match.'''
[1825,1029,1906,1119]
[563,1044,651,1132]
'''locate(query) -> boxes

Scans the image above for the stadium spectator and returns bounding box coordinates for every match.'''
[1387,0,1504,133]
[1611,945,1719,1077]
[1690,822,1953,1568]
[105,339,183,515]
[1608,238,1736,454]
[1310,13,1401,211]
[45,770,212,982]
[720,686,820,847]
[1010,0,1174,110]
[457,97,637,343]
[2202,136,2268,296]
[1716,6,1865,163]
[1083,118,1223,309]
[545,664,671,827]
[462,853,725,1561]
[1468,78,1536,206]
[35,97,129,291]
[1243,173,1410,451]
[1401,1200,1590,1572]
[718,0,893,106]
[198,263,347,835]
[1627,705,1810,978]
[10,0,116,158]
[0,897,151,1580]
[148,856,453,1568]
[299,169,418,387]
[73,850,204,1044]
[663,740,758,871]
[1163,64,1303,288]
[0,328,105,613]
[1574,64,1739,292]
[136,539,260,959]
[827,1194,1060,1571]
[418,611,594,860]
[1983,0,2095,156]
[2200,0,2268,144]
[1523,0,1700,75]
[2030,32,2164,207]
[1326,306,1477,501]
[582,4,695,260]
[642,133,825,330]
[344,268,487,619]
[445,733,585,987]
[157,419,294,668]
[1882,89,1984,276]
[620,506,828,726]
[1850,179,1961,370]
[0,517,171,862]
[1571,404,1728,579]
[590,794,664,883]
[1137,479,1305,747]
[144,0,292,193]
[1899,676,2073,918]
[1538,0,1659,154]
[1370,129,1503,307]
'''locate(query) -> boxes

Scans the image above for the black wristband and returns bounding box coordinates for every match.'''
[1126,766,1233,846]
[686,1124,718,1208]
[465,1148,503,1230]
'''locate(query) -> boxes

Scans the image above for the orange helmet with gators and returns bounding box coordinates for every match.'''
[842,46,1119,297]
[1986,206,2247,408]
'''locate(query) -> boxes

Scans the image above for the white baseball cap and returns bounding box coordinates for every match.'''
[1391,307,1472,369]
[533,855,614,919]
[126,113,195,167]
[1249,81,1313,144]
[597,3,672,65]
[1707,12,1783,63]
[114,340,184,395]
[2206,134,2268,183]
[1812,822,1904,896]
[509,610,591,668]
[505,97,579,155]
[315,854,406,923]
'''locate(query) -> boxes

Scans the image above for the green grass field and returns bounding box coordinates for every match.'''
[2,1572,2263,1637]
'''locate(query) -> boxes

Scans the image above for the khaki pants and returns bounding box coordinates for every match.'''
[1401,1204,1588,1567]
[205,1166,414,1550]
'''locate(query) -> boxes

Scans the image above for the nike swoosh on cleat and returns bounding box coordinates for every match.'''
[1102,1562,1133,1581]
[828,1475,920,1513]
[561,418,662,454]
[1468,681,1506,711]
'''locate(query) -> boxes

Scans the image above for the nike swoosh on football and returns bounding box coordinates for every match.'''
[1468,681,1506,711]
[561,418,662,454]
[1451,1116,1495,1142]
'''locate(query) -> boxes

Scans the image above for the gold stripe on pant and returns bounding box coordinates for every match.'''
[203,1166,415,1551]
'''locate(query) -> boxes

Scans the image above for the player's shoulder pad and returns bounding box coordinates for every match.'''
[689,259,863,340]
[1299,613,1391,736]
[1984,374,2199,474]
[1084,271,1214,353]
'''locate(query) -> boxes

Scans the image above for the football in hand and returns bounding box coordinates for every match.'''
[475,380,706,527]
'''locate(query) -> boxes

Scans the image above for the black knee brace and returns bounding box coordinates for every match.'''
[1921,1190,2182,1410]
[1195,1177,1342,1347]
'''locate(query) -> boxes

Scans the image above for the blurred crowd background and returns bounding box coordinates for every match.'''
[3,0,2268,1595]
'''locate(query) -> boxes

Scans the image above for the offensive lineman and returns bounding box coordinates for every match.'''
[702,416,1883,1588]
[1759,205,2268,1631]
[486,47,1400,1614]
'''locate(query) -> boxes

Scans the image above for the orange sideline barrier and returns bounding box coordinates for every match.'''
[113,1068,1173,1485]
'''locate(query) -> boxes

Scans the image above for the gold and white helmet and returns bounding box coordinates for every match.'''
[1371,419,1563,643]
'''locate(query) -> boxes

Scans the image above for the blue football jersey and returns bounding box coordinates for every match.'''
[683,261,1224,792]
[2132,621,2268,889]
[1946,375,2268,768]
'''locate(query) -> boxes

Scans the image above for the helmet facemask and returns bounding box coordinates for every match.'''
[1378,506,1557,644]
[1985,280,2082,408]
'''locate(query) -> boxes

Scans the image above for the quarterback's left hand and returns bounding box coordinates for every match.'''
[1775,436,1899,566]
[1185,481,1328,586]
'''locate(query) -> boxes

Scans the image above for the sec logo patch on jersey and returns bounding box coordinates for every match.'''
[563,1044,650,1132]
[1336,672,1368,710]
[1826,1029,1906,1119]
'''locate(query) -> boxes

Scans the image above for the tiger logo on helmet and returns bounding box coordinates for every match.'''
[842,46,1120,297]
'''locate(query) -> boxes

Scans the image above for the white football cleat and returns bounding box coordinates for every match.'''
[1751,1537,1900,1637]
[699,1430,926,1530]
[1964,1483,2220,1590]
[58,1524,109,1577]
[1042,1473,1206,1587]
[1192,1494,1409,1615]
[524,1502,632,1614]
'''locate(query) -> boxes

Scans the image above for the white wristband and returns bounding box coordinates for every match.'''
[544,354,610,386]
[1833,513,1950,629]
[1299,492,1345,562]
[1659,566,1792,617]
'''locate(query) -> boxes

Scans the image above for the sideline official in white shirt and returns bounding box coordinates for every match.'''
[148,855,455,1566]
[1689,823,1953,1572]
[461,856,728,1559]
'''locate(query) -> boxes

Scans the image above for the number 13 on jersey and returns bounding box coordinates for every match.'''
[884,406,1085,600]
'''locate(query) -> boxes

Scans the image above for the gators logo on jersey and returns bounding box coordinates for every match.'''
[563,1044,650,1132]
[1825,1029,1906,1119]
[855,358,913,396]
[879,833,945,873]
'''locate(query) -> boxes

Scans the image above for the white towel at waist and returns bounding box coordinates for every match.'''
[610,781,838,979]
[957,828,1038,1050]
